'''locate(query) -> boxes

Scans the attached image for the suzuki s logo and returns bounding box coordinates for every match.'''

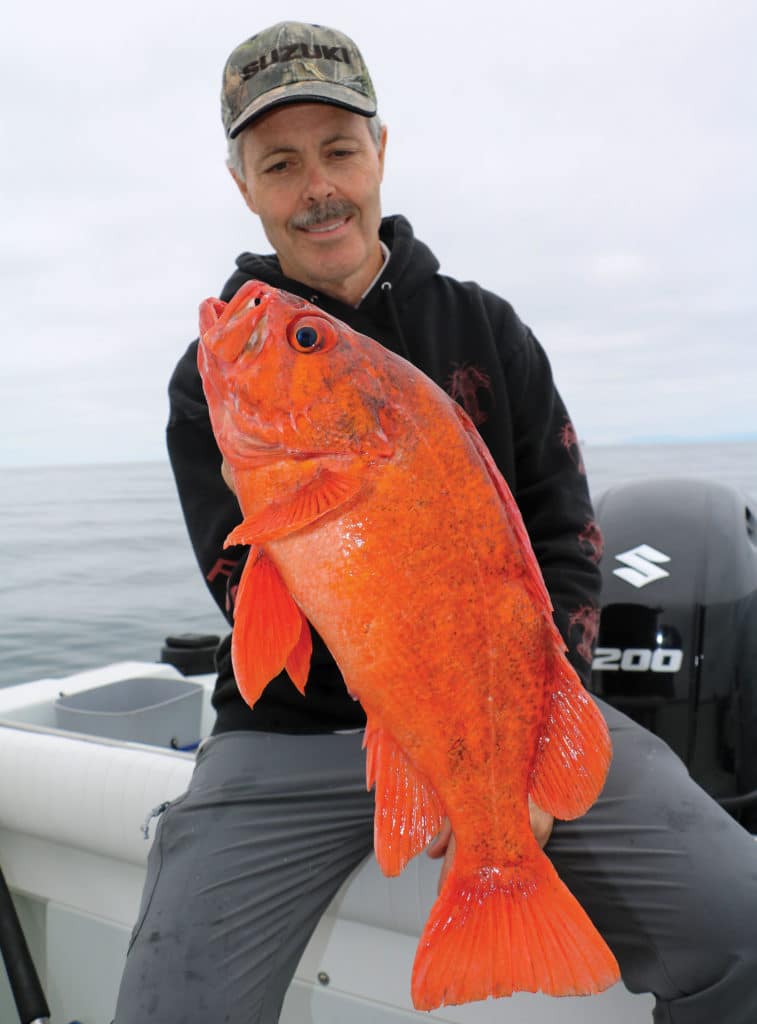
[612,544,671,588]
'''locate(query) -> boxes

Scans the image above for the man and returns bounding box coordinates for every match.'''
[114,21,757,1024]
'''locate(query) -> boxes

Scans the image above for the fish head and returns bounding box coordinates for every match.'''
[198,280,397,470]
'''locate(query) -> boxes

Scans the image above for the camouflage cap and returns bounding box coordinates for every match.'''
[221,22,377,139]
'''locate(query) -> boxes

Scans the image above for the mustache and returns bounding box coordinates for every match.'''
[290,199,357,230]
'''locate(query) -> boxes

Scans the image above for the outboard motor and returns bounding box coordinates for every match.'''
[590,478,757,832]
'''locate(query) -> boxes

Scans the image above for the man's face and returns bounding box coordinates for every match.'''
[232,103,387,306]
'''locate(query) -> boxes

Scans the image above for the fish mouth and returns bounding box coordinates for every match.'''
[201,280,315,365]
[235,283,269,334]
[201,282,272,363]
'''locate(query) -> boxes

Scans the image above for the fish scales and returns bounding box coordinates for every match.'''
[197,280,620,1009]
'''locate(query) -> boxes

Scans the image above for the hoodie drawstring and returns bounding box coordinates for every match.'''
[380,281,412,362]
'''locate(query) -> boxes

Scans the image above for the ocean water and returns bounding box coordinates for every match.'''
[1,441,755,688]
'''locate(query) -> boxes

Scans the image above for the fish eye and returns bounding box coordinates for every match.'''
[287,315,338,354]
[295,325,318,349]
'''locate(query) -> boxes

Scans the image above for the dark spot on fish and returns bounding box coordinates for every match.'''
[448,736,467,768]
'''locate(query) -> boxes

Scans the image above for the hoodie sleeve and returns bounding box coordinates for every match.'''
[166,340,247,624]
[502,320,603,686]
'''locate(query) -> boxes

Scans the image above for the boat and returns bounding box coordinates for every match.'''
[0,477,753,1023]
[0,658,653,1024]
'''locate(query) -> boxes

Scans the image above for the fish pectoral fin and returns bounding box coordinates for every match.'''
[529,649,612,820]
[231,549,311,707]
[363,721,445,877]
[223,467,362,546]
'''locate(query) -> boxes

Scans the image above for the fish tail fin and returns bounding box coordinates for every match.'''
[529,645,612,819]
[411,852,619,1011]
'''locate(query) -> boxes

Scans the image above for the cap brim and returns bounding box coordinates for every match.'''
[228,80,376,138]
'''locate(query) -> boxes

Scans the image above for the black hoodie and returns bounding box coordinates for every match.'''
[167,215,602,734]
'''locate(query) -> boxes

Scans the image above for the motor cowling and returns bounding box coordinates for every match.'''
[590,478,757,830]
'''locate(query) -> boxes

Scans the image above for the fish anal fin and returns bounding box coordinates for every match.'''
[285,614,312,695]
[224,467,362,547]
[411,851,619,1010]
[230,550,304,708]
[452,401,552,611]
[529,651,612,819]
[363,722,445,877]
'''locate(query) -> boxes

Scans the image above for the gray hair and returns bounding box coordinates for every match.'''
[226,113,383,180]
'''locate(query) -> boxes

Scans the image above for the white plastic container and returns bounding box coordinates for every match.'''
[54,676,204,749]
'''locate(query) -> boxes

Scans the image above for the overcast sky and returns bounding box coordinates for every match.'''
[2,0,755,467]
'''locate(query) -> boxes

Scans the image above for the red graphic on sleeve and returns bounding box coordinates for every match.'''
[569,604,600,664]
[558,418,586,475]
[446,364,493,426]
[207,556,238,583]
[578,519,604,563]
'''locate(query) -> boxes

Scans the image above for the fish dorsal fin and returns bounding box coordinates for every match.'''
[231,549,312,707]
[452,402,552,612]
[363,720,445,877]
[450,402,612,819]
[224,467,362,547]
[529,648,612,819]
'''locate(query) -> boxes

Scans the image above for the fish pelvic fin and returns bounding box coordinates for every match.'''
[285,612,312,695]
[411,851,619,1010]
[224,467,362,546]
[231,549,311,707]
[363,721,445,877]
[529,648,612,820]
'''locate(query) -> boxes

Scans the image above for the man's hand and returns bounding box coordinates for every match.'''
[221,458,237,494]
[528,797,554,849]
[426,818,456,891]
[426,799,554,893]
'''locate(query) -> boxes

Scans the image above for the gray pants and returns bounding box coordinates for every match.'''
[113,700,757,1023]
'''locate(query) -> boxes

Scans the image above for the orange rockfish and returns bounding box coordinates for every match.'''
[197,280,620,1009]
